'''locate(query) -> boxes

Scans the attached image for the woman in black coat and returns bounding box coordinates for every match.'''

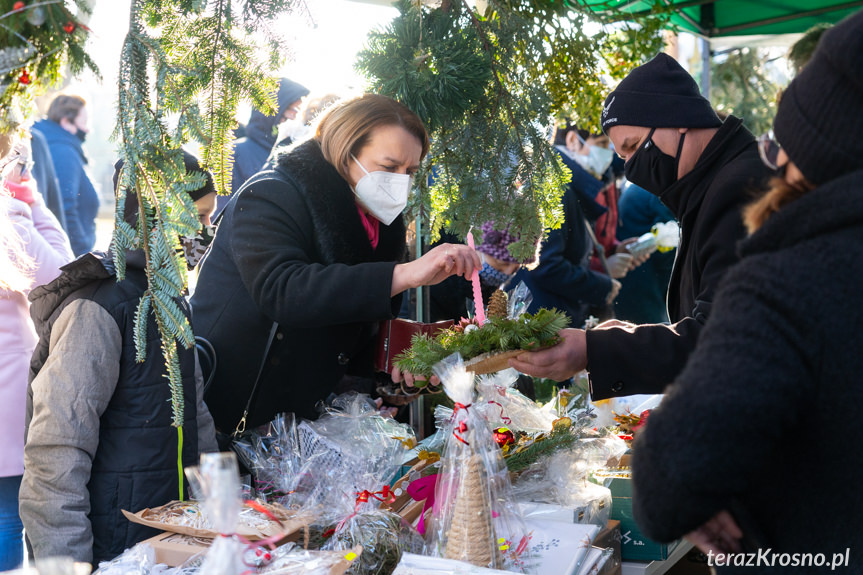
[191,94,479,431]
[631,10,863,572]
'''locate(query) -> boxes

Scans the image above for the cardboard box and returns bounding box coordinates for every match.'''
[143,531,212,567]
[597,457,680,562]
[590,520,622,575]
[606,475,680,561]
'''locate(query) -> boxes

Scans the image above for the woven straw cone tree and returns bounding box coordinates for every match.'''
[444,451,502,568]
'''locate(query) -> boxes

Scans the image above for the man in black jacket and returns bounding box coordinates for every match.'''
[511,53,770,399]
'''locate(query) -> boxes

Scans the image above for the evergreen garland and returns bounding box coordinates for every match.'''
[394,308,569,379]
[0,0,99,131]
[503,424,578,475]
[356,0,668,261]
[114,0,299,426]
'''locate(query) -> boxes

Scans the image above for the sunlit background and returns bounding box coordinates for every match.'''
[51,0,794,252]
[57,0,398,249]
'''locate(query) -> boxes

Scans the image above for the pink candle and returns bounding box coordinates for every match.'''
[466,228,486,325]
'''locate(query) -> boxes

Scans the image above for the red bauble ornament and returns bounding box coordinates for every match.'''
[13,2,25,11]
[493,427,515,447]
[63,20,75,33]
[18,70,31,85]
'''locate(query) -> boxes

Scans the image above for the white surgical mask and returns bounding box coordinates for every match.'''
[350,155,412,225]
[574,136,615,177]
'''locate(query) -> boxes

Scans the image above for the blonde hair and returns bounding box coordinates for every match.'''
[315,94,429,183]
[743,176,812,234]
[0,199,35,293]
[302,93,341,126]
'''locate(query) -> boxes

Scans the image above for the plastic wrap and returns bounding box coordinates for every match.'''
[232,413,304,505]
[323,504,422,575]
[475,369,557,433]
[387,456,441,534]
[184,452,247,575]
[92,544,159,574]
[296,392,416,524]
[589,393,660,429]
[510,436,625,527]
[292,393,420,574]
[506,281,533,320]
[257,543,362,575]
[428,355,532,572]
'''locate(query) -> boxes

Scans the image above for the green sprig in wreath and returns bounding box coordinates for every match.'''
[394,306,569,381]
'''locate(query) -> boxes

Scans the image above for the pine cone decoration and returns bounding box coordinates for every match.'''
[487,290,508,319]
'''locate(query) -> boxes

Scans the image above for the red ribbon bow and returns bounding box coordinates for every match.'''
[454,421,470,445]
[236,499,287,572]
[487,400,512,425]
[355,485,396,508]
[452,402,472,445]
[333,484,398,535]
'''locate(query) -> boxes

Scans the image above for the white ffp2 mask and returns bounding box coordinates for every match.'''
[351,155,412,225]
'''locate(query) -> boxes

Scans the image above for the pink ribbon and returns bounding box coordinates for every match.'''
[466,228,486,325]
[406,474,439,535]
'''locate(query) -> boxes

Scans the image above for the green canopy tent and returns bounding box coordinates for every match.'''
[352,0,861,35]
[581,0,862,37]
[581,0,862,94]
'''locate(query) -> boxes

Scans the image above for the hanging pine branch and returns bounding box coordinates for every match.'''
[0,0,98,131]
[114,0,299,426]
[356,0,668,260]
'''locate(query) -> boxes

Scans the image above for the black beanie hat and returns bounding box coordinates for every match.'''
[601,53,721,134]
[113,151,216,225]
[773,9,863,185]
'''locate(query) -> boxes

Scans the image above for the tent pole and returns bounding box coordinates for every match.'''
[410,215,426,438]
[700,37,711,98]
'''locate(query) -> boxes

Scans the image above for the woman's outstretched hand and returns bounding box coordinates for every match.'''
[391,243,481,296]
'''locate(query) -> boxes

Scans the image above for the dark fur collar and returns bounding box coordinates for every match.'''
[275,139,407,265]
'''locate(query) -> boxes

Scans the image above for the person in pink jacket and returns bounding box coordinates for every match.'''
[0,132,73,570]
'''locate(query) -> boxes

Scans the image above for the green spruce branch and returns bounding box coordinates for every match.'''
[504,425,579,475]
[0,0,98,131]
[115,0,299,426]
[357,0,667,260]
[394,308,569,378]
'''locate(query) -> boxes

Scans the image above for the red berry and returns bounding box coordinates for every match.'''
[18,70,31,85]
[63,21,75,33]
[13,2,25,11]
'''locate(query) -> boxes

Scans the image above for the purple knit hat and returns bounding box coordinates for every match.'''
[475,221,536,264]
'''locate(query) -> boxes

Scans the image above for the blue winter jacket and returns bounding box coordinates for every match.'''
[513,150,613,326]
[34,119,99,256]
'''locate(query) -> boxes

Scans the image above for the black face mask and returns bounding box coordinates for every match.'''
[624,128,686,195]
[75,128,87,143]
